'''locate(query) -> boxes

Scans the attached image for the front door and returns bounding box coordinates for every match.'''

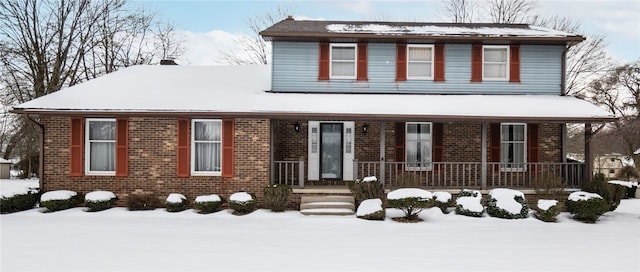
[320,123,343,179]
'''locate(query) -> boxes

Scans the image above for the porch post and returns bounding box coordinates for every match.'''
[584,123,593,184]
[298,157,305,188]
[481,122,487,190]
[379,121,385,186]
[270,120,275,184]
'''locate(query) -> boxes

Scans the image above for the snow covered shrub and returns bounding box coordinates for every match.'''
[40,190,80,212]
[486,188,528,219]
[356,198,385,220]
[263,183,292,212]
[532,174,566,199]
[84,191,117,212]
[387,188,433,222]
[0,189,40,213]
[127,193,160,211]
[165,193,188,212]
[194,194,225,214]
[433,191,452,214]
[348,176,385,204]
[533,199,563,222]
[566,191,609,223]
[583,173,625,211]
[455,189,484,217]
[229,192,256,215]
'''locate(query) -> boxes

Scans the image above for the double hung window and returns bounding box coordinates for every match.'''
[86,119,116,175]
[407,45,434,80]
[405,122,432,170]
[330,44,357,79]
[191,119,222,175]
[483,46,509,81]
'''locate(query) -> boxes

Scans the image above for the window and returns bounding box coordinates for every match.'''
[191,119,222,175]
[85,119,116,175]
[483,46,509,81]
[406,122,432,170]
[330,43,356,79]
[407,45,434,80]
[609,169,615,174]
[501,123,526,170]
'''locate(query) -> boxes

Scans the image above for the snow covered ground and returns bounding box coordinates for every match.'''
[1,180,639,271]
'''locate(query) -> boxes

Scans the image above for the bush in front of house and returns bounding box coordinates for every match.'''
[356,198,385,220]
[532,174,566,199]
[0,189,40,213]
[165,193,188,212]
[455,189,484,217]
[534,199,563,222]
[84,191,117,212]
[263,184,292,212]
[387,188,433,222]
[583,173,625,211]
[486,188,529,219]
[229,192,256,215]
[566,191,609,223]
[433,191,452,214]
[40,190,81,212]
[194,194,225,214]
[127,193,160,211]
[348,176,385,204]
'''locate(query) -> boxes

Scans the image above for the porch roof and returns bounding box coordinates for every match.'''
[12,65,615,123]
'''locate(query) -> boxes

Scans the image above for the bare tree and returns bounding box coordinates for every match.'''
[440,0,477,23]
[154,20,186,60]
[220,6,290,65]
[486,0,538,24]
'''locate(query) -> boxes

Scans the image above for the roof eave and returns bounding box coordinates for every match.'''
[260,32,585,43]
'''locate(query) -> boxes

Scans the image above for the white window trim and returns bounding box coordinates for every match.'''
[191,119,222,176]
[482,45,510,81]
[85,118,116,176]
[500,123,527,172]
[406,44,434,80]
[329,43,357,79]
[405,122,433,171]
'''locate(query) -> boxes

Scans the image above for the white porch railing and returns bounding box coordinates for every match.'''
[272,159,305,188]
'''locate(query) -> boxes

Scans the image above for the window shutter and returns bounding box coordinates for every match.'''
[471,43,483,82]
[176,118,190,177]
[510,44,520,82]
[490,123,501,168]
[222,119,235,178]
[434,44,445,81]
[318,42,330,80]
[115,118,128,177]
[394,123,405,172]
[396,43,407,81]
[432,123,444,162]
[527,123,539,162]
[357,42,368,81]
[69,117,84,177]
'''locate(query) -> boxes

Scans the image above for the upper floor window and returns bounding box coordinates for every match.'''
[191,119,222,176]
[483,45,509,81]
[406,122,432,171]
[407,45,434,80]
[330,43,357,79]
[86,118,116,175]
[501,123,526,170]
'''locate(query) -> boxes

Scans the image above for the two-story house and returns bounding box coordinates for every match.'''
[12,18,615,205]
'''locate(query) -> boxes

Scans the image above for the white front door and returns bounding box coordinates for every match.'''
[308,121,354,181]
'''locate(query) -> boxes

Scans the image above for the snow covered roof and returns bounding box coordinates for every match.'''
[261,18,584,44]
[12,65,615,122]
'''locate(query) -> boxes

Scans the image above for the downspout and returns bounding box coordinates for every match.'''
[26,115,44,192]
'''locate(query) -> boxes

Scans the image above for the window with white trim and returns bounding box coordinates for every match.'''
[501,123,526,170]
[191,119,222,175]
[85,118,116,175]
[330,43,356,79]
[406,122,432,170]
[483,45,509,81]
[407,45,434,80]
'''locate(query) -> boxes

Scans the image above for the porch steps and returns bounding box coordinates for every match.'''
[300,196,355,216]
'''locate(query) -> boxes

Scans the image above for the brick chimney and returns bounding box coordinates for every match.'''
[160,59,178,65]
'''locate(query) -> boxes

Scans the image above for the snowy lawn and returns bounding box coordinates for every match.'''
[0,179,39,198]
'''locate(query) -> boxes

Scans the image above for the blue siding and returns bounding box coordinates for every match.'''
[271,42,563,94]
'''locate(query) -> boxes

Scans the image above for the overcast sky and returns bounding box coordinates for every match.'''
[135,0,640,65]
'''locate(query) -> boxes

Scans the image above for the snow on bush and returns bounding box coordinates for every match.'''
[566,191,609,223]
[607,180,638,188]
[356,198,385,220]
[486,188,528,219]
[455,189,483,217]
[84,191,117,212]
[533,199,562,222]
[229,192,256,215]
[433,191,452,214]
[40,190,79,212]
[387,188,433,221]
[348,176,384,204]
[1,181,40,213]
[194,194,224,214]
[165,193,188,212]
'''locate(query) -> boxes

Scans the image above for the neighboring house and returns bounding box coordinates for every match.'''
[593,153,626,178]
[12,18,615,203]
[0,158,12,179]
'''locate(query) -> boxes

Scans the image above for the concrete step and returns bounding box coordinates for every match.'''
[300,195,355,216]
[300,195,355,204]
[300,201,355,210]
[300,208,355,216]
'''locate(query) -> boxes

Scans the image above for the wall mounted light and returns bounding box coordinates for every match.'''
[362,123,369,133]
[293,122,300,133]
